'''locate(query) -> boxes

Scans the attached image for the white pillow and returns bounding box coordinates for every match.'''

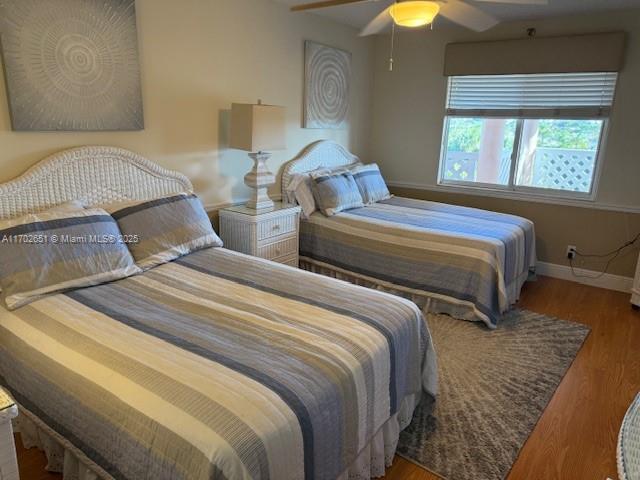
[285,173,318,219]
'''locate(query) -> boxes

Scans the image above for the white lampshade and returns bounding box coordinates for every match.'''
[230,102,286,153]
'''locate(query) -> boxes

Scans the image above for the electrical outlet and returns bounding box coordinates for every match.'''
[566,245,577,260]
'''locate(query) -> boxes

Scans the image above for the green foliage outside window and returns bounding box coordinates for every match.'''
[536,120,602,150]
[446,118,602,153]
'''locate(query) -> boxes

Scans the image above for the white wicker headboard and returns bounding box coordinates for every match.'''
[281,140,360,196]
[0,146,192,220]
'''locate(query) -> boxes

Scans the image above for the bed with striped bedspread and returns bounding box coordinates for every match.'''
[0,247,437,480]
[300,196,537,328]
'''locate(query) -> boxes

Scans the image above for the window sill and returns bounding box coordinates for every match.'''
[385,181,640,214]
[439,180,595,201]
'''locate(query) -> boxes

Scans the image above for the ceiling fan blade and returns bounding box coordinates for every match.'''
[438,0,499,32]
[475,0,547,4]
[359,5,393,36]
[290,0,369,12]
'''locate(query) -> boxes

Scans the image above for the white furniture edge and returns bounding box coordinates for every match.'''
[221,205,301,221]
[0,392,19,480]
[201,193,284,213]
[0,146,192,219]
[632,253,640,307]
[617,393,640,480]
[281,140,360,196]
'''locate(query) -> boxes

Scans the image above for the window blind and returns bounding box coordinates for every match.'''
[446,72,618,118]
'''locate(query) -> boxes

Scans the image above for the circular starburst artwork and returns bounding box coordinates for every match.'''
[304,41,351,129]
[0,0,144,131]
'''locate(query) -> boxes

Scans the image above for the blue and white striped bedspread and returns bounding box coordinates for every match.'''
[0,247,437,480]
[300,196,536,328]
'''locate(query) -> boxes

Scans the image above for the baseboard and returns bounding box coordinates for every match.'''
[537,261,634,293]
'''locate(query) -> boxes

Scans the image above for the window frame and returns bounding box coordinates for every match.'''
[437,115,610,202]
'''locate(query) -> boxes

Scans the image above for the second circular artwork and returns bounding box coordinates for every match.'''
[304,41,352,130]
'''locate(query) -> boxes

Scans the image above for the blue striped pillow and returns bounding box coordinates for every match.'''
[107,193,223,270]
[351,164,392,204]
[0,200,85,295]
[310,171,364,216]
[0,208,140,309]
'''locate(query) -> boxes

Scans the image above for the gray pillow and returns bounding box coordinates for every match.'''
[310,171,364,216]
[107,193,223,270]
[0,208,141,310]
[0,200,85,295]
[351,164,392,204]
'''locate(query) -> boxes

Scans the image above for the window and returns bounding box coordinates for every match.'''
[438,73,617,198]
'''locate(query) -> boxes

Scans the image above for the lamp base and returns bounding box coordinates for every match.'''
[245,152,275,211]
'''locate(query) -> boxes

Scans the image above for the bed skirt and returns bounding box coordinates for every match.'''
[14,406,113,480]
[301,256,503,327]
[13,393,421,480]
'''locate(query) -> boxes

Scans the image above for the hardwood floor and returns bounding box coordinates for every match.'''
[14,276,640,480]
[13,433,56,480]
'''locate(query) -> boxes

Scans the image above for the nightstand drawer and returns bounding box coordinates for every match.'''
[258,237,298,260]
[257,215,297,241]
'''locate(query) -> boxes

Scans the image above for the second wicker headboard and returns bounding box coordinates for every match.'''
[281,140,360,197]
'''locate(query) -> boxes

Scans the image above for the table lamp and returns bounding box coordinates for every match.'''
[230,100,286,210]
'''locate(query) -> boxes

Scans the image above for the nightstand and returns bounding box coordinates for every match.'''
[219,203,301,267]
[0,387,19,480]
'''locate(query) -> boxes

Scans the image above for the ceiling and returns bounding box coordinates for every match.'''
[277,0,640,31]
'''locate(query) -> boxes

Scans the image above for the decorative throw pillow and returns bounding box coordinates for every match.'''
[0,208,141,310]
[284,173,317,219]
[0,200,85,294]
[310,171,364,216]
[351,163,392,204]
[106,193,223,270]
[285,168,342,219]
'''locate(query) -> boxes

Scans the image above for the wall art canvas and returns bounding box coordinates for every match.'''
[0,0,144,131]
[304,41,351,129]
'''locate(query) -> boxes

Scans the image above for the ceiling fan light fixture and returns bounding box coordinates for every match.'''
[390,1,440,28]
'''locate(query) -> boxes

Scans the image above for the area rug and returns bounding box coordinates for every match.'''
[397,309,590,480]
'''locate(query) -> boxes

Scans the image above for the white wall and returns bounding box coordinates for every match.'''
[371,8,640,210]
[0,0,375,208]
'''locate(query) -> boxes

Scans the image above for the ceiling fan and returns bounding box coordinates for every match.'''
[290,0,549,36]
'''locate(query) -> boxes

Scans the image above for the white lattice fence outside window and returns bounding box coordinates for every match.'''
[443,148,595,192]
[531,148,595,192]
[443,151,511,183]
[443,152,479,181]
